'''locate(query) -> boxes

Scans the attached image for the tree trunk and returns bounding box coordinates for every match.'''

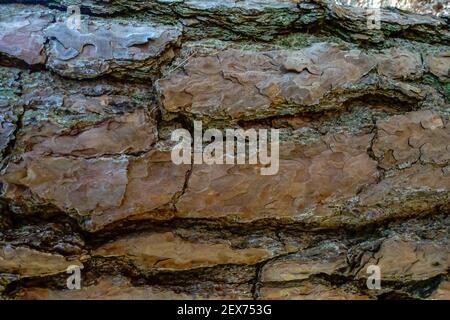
[0,0,449,300]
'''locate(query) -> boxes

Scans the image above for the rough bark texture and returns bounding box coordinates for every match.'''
[0,0,449,300]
